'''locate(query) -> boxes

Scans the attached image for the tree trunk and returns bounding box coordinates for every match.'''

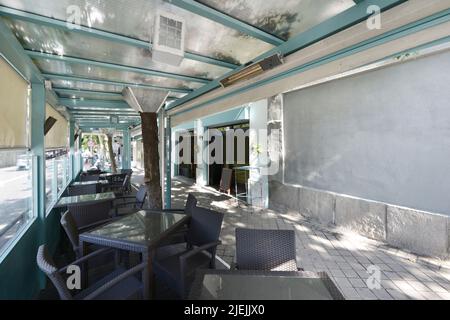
[141,112,162,209]
[106,134,118,173]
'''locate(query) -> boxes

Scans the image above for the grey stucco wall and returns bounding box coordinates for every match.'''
[283,50,450,216]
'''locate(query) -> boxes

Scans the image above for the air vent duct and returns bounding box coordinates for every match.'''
[152,11,185,66]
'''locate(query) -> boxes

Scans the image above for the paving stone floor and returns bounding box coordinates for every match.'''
[131,170,450,300]
[170,178,450,300]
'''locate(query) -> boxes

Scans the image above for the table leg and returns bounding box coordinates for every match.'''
[80,240,88,289]
[142,250,155,299]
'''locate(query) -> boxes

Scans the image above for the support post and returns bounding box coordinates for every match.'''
[69,120,76,179]
[30,82,46,288]
[122,128,131,170]
[165,116,172,209]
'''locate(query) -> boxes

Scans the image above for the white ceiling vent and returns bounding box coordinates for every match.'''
[44,80,53,90]
[152,11,185,66]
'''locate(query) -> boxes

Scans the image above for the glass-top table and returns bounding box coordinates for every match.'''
[71,180,110,187]
[189,269,344,300]
[79,211,190,299]
[55,192,116,208]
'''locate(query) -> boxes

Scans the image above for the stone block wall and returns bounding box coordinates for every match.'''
[269,181,450,258]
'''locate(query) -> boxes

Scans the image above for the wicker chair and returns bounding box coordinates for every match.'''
[68,201,113,230]
[114,185,147,216]
[153,206,224,298]
[37,245,146,300]
[109,175,129,197]
[234,228,300,271]
[68,184,99,196]
[80,174,99,182]
[60,211,116,258]
[105,173,127,190]
[121,169,133,193]
[152,194,198,246]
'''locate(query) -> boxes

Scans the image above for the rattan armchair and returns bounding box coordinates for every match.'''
[114,185,147,216]
[37,245,146,300]
[153,206,224,298]
[68,201,113,229]
[234,228,301,271]
[68,184,100,196]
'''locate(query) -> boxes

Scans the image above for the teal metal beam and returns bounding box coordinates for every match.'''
[164,115,172,209]
[166,0,284,46]
[27,50,210,84]
[54,88,124,99]
[59,98,131,109]
[42,73,192,94]
[69,107,136,113]
[166,0,405,111]
[73,116,139,119]
[78,123,139,130]
[173,5,450,118]
[30,82,46,288]
[0,17,43,83]
[69,121,76,179]
[71,111,139,116]
[0,5,238,69]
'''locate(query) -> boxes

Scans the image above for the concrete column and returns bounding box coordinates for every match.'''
[159,111,165,205]
[30,82,46,288]
[122,129,131,169]
[165,116,172,209]
[249,100,269,209]
[69,120,76,179]
[195,119,207,186]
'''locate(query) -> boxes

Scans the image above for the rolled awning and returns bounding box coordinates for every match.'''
[0,57,30,149]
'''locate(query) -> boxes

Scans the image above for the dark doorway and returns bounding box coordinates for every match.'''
[177,130,197,180]
[207,122,250,195]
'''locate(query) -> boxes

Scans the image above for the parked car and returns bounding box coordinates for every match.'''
[16,154,30,171]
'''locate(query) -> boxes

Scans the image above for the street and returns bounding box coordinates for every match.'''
[0,165,32,248]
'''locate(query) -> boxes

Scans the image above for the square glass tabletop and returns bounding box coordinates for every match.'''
[100,172,125,178]
[71,180,109,186]
[80,211,188,248]
[56,192,116,208]
[190,270,344,300]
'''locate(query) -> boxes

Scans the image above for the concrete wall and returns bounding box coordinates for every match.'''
[269,50,450,258]
[283,50,450,216]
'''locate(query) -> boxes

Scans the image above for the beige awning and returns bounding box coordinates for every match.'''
[0,57,30,149]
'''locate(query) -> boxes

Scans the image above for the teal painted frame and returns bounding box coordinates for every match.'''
[27,50,211,84]
[43,73,192,94]
[168,0,284,46]
[60,99,131,109]
[0,5,239,69]
[122,129,132,170]
[170,2,450,117]
[166,0,406,111]
[165,116,172,209]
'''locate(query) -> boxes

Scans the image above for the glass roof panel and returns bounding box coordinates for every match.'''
[0,0,273,65]
[196,0,355,40]
[2,18,231,79]
[50,79,124,93]
[56,92,124,100]
[32,59,203,90]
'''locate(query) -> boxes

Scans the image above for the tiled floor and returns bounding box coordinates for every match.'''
[131,170,450,300]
